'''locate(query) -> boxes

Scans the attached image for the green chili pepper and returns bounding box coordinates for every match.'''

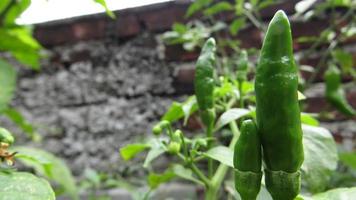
[0,127,14,145]
[324,65,356,116]
[234,119,262,200]
[255,10,303,200]
[194,38,216,128]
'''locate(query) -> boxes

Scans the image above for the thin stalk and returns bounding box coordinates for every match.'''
[190,160,211,188]
[206,123,214,178]
[205,105,241,200]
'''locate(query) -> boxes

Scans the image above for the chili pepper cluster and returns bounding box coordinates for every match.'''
[234,10,304,200]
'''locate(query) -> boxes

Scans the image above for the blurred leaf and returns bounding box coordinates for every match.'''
[297,36,318,43]
[326,0,352,7]
[339,152,356,169]
[172,164,204,185]
[120,143,150,161]
[83,168,101,187]
[0,172,55,200]
[172,23,187,34]
[203,2,233,16]
[295,0,317,14]
[13,146,79,200]
[229,18,245,36]
[148,169,175,189]
[301,113,319,126]
[332,50,353,74]
[313,187,356,200]
[258,0,276,9]
[0,59,16,112]
[215,108,250,130]
[234,0,245,15]
[341,25,356,38]
[3,107,41,141]
[214,79,234,98]
[301,125,338,193]
[203,146,233,167]
[13,51,40,69]
[3,0,31,25]
[299,65,315,72]
[162,96,198,124]
[0,0,11,13]
[93,0,115,19]
[211,21,226,32]
[0,27,42,69]
[143,139,166,168]
[185,0,212,18]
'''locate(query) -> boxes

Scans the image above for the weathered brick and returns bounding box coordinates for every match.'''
[116,14,141,37]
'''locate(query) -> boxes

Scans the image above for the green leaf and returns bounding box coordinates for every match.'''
[0,172,55,200]
[234,0,245,15]
[0,59,16,112]
[301,112,319,126]
[120,143,150,161]
[13,146,79,200]
[3,107,41,141]
[0,27,42,69]
[295,0,318,14]
[185,0,212,18]
[12,51,40,69]
[93,0,115,19]
[301,125,338,193]
[332,49,353,74]
[313,187,356,200]
[0,0,11,13]
[339,152,356,169]
[215,108,250,130]
[203,2,233,16]
[162,96,198,124]
[143,140,165,168]
[326,0,352,7]
[171,164,204,185]
[203,146,233,167]
[147,169,175,189]
[3,0,31,25]
[229,18,245,36]
[172,23,187,34]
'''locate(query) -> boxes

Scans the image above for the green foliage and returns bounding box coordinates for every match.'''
[3,107,41,141]
[301,125,338,193]
[0,172,55,200]
[215,108,250,130]
[2,0,31,26]
[339,152,356,169]
[203,146,233,167]
[120,143,150,161]
[0,59,16,112]
[13,147,79,200]
[312,187,356,200]
[161,96,198,124]
[148,169,175,189]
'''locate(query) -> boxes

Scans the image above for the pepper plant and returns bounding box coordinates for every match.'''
[0,0,113,199]
[120,6,356,200]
